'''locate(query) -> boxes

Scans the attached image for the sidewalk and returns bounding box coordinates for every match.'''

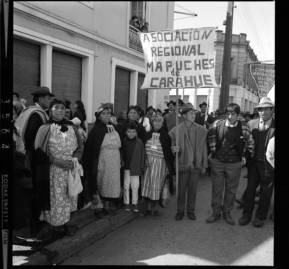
[12,205,142,265]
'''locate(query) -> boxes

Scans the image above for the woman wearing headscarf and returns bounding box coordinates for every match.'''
[82,103,122,218]
[142,115,175,216]
[34,99,83,239]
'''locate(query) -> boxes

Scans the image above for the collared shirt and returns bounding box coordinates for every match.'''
[208,119,254,157]
[259,118,272,131]
[225,119,238,128]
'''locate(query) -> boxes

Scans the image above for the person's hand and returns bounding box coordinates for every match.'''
[54,159,74,170]
[62,160,74,170]
[242,157,246,166]
[208,151,215,160]
[171,146,180,154]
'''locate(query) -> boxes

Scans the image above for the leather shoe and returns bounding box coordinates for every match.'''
[187,212,196,220]
[252,217,265,227]
[238,214,251,226]
[206,213,221,223]
[175,212,184,221]
[223,212,235,225]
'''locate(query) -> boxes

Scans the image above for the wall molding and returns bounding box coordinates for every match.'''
[14,2,144,60]
[14,25,95,56]
[14,25,95,122]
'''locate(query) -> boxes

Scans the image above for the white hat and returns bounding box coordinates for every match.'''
[255,97,274,108]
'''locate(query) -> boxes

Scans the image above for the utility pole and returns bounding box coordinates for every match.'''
[219,2,234,112]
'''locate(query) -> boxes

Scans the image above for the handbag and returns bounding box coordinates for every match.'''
[68,159,83,198]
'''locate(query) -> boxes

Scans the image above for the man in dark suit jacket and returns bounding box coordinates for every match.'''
[195,102,215,129]
[239,97,275,228]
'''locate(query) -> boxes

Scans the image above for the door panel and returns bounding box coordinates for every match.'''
[52,50,82,105]
[114,67,130,116]
[13,38,41,106]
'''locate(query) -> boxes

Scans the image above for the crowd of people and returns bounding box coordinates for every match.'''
[13,86,275,242]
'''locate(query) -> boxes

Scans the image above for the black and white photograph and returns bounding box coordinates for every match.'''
[1,0,280,267]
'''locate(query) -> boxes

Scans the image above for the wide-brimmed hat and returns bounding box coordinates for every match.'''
[96,103,113,115]
[31,86,54,97]
[180,103,197,114]
[199,101,207,108]
[255,97,274,108]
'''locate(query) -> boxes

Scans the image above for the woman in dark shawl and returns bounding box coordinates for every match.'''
[82,103,122,218]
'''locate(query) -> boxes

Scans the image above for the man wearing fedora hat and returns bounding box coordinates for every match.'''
[169,103,208,221]
[195,101,215,129]
[239,97,275,228]
[15,86,54,237]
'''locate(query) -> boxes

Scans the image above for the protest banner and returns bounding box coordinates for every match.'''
[249,63,275,99]
[139,27,218,89]
[139,27,217,199]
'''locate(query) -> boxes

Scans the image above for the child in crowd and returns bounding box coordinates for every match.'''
[122,122,145,212]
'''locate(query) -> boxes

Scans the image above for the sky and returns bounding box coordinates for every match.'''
[173,1,275,62]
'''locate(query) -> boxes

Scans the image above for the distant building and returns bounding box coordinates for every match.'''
[168,30,260,113]
[13,1,175,122]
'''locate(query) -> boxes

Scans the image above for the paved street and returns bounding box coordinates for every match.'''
[61,169,274,266]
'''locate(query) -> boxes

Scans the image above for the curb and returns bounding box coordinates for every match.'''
[21,209,139,265]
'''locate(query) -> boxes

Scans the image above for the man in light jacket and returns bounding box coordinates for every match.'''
[169,103,208,221]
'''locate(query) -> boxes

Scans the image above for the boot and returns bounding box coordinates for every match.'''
[223,211,235,225]
[252,216,265,228]
[175,212,184,221]
[206,213,221,223]
[238,213,251,226]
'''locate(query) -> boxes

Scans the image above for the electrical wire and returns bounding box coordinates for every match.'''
[175,3,197,15]
[174,15,197,21]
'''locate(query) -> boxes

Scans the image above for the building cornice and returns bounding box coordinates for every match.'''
[14,1,144,60]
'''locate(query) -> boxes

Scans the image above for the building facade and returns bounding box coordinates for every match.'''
[168,30,259,113]
[13,1,175,123]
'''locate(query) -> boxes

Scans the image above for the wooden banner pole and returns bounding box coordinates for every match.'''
[175,88,179,200]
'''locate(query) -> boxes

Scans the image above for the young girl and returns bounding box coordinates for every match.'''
[142,115,175,216]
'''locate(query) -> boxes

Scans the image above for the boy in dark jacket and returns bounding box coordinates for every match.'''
[122,122,145,212]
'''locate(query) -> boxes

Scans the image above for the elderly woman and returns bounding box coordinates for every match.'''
[34,99,83,239]
[82,104,122,218]
[142,115,175,216]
